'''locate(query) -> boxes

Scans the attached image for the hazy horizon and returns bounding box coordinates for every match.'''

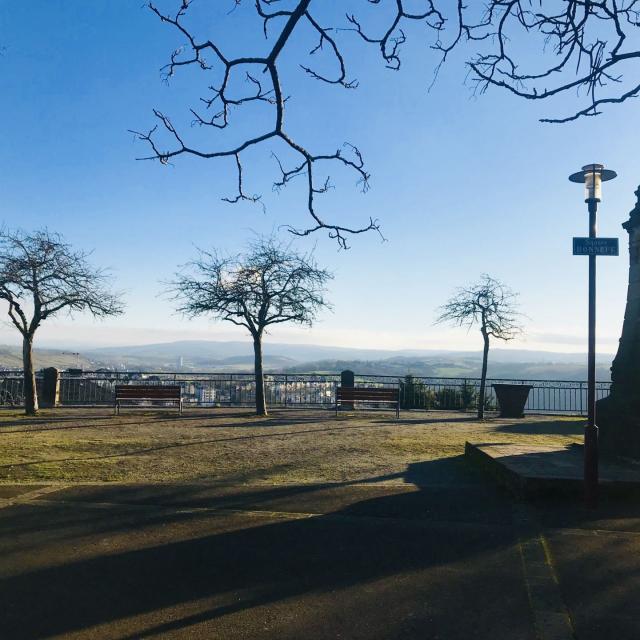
[0,338,614,382]
[0,336,615,361]
[0,323,619,357]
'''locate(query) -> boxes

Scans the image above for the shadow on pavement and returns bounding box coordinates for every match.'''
[528,493,640,640]
[495,419,585,436]
[0,459,533,640]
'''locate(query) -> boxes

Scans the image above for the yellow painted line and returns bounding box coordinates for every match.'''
[514,503,575,640]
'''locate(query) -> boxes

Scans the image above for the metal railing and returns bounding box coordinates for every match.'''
[56,372,341,408]
[0,375,30,407]
[396,376,611,414]
[0,371,611,415]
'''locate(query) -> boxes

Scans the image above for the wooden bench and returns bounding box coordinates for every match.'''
[335,386,400,418]
[114,385,182,415]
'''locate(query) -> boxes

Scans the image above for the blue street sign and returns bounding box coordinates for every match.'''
[573,237,619,256]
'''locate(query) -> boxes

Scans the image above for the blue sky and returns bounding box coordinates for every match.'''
[1,1,638,354]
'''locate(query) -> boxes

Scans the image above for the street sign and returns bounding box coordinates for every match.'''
[572,237,619,256]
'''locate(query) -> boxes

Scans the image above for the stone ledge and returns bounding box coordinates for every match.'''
[465,441,640,498]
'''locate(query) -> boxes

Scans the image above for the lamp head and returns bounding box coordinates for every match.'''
[569,164,617,201]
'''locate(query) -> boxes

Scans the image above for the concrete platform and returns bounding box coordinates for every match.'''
[465,441,640,497]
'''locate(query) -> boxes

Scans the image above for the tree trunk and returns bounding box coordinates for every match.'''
[23,334,38,416]
[478,331,490,419]
[253,335,267,416]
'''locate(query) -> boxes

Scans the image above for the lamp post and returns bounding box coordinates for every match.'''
[569,163,617,508]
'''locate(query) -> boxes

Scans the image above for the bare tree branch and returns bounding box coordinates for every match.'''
[132,0,383,248]
[133,1,640,248]
[437,274,523,341]
[169,234,332,335]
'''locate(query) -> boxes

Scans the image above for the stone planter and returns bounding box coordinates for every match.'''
[492,384,532,418]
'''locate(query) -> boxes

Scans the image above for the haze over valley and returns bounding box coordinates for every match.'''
[0,340,613,381]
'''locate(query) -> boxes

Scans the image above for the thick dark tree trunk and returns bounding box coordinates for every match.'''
[23,334,38,416]
[478,331,490,419]
[253,334,267,416]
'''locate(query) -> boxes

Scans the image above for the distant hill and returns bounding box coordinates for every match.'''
[82,341,613,380]
[81,341,298,372]
[283,356,612,381]
[85,340,417,365]
[84,340,613,365]
[0,340,614,380]
[0,345,93,371]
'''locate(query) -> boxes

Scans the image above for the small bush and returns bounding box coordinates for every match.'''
[400,375,436,410]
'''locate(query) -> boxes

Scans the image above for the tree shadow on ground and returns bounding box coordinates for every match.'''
[0,410,254,430]
[0,413,112,428]
[0,416,320,436]
[0,410,357,433]
[0,458,530,640]
[0,421,414,470]
[375,414,477,426]
[0,408,480,434]
[495,419,585,436]
[0,456,497,541]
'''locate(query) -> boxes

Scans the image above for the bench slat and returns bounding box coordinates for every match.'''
[115,386,181,391]
[116,391,181,397]
[338,388,397,393]
[335,386,400,418]
[337,390,398,396]
[337,388,398,399]
[115,385,181,399]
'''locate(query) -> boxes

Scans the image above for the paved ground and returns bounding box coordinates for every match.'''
[1,477,537,639]
[527,493,640,640]
[0,409,638,639]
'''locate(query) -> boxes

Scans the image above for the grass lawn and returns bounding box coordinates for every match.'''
[0,408,585,484]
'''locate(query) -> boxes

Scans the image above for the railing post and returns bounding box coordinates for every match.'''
[284,374,288,406]
[340,370,354,410]
[40,367,60,408]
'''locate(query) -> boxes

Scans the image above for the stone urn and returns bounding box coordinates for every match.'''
[492,384,532,418]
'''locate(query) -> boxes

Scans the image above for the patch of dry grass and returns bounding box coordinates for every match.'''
[0,408,584,484]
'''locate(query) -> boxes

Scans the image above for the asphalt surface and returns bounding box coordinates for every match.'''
[0,456,538,640]
[532,496,640,640]
[1,458,639,639]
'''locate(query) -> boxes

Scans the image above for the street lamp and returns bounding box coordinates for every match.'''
[569,163,617,508]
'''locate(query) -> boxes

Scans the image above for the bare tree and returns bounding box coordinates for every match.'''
[169,236,332,415]
[132,1,639,246]
[0,229,124,415]
[436,275,523,419]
